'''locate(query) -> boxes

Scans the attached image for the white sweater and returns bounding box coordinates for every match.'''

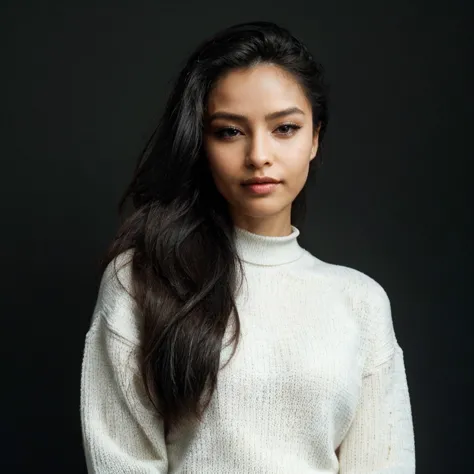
[80,225,415,473]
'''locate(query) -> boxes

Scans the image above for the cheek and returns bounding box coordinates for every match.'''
[283,143,313,176]
[206,139,240,169]
[205,147,238,187]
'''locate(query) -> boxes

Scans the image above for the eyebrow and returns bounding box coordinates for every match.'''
[207,106,305,123]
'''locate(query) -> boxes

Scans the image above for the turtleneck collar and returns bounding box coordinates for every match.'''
[233,224,304,266]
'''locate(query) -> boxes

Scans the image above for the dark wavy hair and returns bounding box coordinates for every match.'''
[103,20,329,436]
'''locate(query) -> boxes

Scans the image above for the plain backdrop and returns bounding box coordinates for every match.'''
[1,1,472,473]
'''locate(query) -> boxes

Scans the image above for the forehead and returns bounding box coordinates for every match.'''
[206,64,311,116]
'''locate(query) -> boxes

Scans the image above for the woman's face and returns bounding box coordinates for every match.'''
[203,63,319,236]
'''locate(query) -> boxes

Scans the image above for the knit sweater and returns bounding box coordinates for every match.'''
[80,225,416,473]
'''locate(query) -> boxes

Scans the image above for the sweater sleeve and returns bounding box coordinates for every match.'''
[337,282,415,473]
[80,306,168,473]
[337,344,415,473]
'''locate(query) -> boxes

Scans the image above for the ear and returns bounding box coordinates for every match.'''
[310,122,321,161]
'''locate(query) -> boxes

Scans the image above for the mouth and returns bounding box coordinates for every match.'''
[241,177,281,185]
[241,181,281,195]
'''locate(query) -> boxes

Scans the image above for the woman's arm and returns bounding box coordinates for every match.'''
[337,343,415,473]
[80,313,168,473]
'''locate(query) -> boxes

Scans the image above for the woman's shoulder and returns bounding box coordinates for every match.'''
[299,251,396,365]
[91,249,141,345]
[299,249,389,303]
[99,249,135,298]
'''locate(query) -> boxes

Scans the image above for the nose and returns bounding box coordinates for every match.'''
[245,131,273,169]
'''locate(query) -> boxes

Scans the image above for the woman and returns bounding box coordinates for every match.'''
[80,20,415,473]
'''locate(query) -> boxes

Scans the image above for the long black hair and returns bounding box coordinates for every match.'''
[103,20,329,436]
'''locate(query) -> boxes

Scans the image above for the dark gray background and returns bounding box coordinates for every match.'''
[1,1,472,473]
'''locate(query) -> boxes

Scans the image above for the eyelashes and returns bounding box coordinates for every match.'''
[214,123,302,140]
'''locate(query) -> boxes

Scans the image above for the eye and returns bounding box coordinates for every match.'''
[275,123,302,136]
[213,123,302,140]
[214,127,241,140]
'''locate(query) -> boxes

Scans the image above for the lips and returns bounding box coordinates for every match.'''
[242,181,281,195]
[242,177,281,185]
[243,181,279,186]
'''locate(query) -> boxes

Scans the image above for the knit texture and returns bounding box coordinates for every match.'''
[80,225,415,473]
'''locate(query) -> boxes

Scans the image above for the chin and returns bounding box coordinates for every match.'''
[238,202,292,219]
